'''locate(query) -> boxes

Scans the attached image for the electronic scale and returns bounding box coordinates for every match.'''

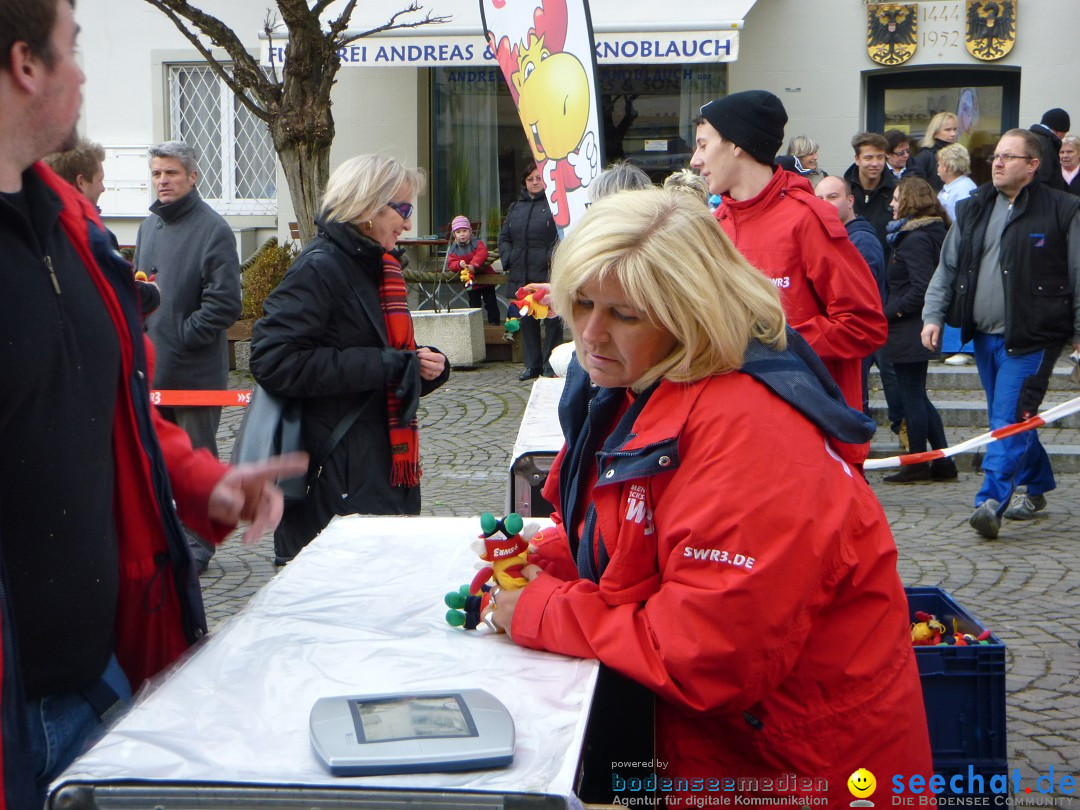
[310,688,515,776]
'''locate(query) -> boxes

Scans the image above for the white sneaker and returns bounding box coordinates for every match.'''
[944,354,972,366]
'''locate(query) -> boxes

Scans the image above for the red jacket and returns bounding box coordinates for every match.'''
[1,166,232,806]
[446,238,491,274]
[38,165,231,685]
[715,169,887,413]
[512,370,932,806]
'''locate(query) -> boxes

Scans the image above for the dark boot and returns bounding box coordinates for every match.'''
[930,458,958,480]
[883,462,931,483]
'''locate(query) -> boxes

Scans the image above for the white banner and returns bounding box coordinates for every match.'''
[261,31,738,69]
[478,0,603,234]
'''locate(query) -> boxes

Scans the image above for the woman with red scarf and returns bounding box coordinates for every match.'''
[251,155,449,563]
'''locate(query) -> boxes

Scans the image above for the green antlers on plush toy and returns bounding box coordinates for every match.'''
[444,511,537,631]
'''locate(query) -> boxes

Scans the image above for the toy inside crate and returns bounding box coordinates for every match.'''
[906,587,1008,779]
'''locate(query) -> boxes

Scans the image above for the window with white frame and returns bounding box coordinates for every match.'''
[169,64,277,215]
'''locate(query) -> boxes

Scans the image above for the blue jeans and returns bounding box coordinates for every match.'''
[27,654,131,799]
[972,333,1057,508]
[942,324,974,354]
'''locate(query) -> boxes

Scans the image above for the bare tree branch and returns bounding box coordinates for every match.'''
[338,9,453,47]
[141,0,275,120]
[263,10,283,86]
[311,0,341,18]
[140,0,445,244]
[326,0,360,40]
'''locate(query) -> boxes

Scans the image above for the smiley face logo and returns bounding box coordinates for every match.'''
[848,768,877,799]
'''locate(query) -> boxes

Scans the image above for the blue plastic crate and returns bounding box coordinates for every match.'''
[906,587,1008,778]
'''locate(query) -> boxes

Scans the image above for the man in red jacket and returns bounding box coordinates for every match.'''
[690,91,887,435]
[0,0,307,803]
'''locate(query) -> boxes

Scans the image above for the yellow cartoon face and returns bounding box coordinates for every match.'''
[848,768,877,799]
[512,34,590,161]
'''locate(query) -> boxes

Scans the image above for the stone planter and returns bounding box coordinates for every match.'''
[411,309,485,368]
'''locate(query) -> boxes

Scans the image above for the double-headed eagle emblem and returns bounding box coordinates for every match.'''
[867,4,917,66]
[966,1,1016,60]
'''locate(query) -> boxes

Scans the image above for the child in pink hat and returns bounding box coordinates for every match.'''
[446,215,500,325]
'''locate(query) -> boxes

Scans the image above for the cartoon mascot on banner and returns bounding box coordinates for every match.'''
[488,0,600,229]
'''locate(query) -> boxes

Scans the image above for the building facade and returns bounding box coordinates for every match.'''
[78,0,1076,249]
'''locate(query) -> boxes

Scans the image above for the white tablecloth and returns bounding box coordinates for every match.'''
[511,377,566,467]
[52,516,598,806]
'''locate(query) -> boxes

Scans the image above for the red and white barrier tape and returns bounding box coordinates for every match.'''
[864,394,1080,470]
[150,390,253,407]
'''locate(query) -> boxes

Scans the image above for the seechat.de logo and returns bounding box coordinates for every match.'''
[849,768,877,807]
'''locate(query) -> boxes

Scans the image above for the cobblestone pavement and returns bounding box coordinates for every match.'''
[206,361,1079,789]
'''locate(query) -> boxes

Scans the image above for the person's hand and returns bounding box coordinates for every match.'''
[417,346,446,381]
[207,452,310,544]
[921,323,941,352]
[521,283,557,317]
[490,564,542,637]
[521,282,552,304]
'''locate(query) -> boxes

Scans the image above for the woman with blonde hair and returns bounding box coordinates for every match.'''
[250,154,450,562]
[780,134,826,187]
[911,110,959,191]
[936,142,977,221]
[661,167,709,204]
[934,143,978,364]
[491,188,933,807]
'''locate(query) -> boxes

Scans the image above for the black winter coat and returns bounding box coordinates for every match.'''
[250,217,449,516]
[844,163,897,249]
[1030,125,1067,192]
[910,139,951,192]
[497,189,558,293]
[882,217,946,364]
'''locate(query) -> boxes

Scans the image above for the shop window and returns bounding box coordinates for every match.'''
[431,64,726,238]
[867,69,1019,186]
[168,65,277,215]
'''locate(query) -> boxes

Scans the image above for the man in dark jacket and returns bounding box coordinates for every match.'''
[922,129,1080,538]
[816,176,904,434]
[885,129,920,182]
[0,1,305,800]
[1030,108,1070,191]
[136,140,242,570]
[844,131,897,251]
[136,140,241,458]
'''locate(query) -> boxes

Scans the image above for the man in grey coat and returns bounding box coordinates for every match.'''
[136,140,241,568]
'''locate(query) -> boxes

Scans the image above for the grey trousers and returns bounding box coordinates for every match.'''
[158,405,222,570]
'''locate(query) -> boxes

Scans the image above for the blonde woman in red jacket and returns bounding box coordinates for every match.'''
[492,189,933,808]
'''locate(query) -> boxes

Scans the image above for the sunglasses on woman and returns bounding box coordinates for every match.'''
[387,201,414,220]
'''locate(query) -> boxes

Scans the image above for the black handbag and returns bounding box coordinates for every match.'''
[231,385,369,503]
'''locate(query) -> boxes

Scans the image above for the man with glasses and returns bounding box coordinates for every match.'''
[136,140,242,571]
[922,129,1080,538]
[885,129,920,182]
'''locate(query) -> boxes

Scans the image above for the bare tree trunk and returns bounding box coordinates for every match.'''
[272,124,332,246]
